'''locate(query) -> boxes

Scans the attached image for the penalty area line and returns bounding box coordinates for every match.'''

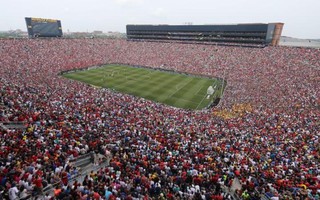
[195,92,209,110]
[167,78,193,99]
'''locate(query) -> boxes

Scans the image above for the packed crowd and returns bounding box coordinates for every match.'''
[0,38,319,199]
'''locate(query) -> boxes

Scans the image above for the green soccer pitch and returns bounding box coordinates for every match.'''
[62,64,225,110]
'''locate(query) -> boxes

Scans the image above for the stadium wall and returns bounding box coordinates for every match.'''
[271,23,284,46]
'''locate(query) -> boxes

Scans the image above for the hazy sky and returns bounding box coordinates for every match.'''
[1,0,320,39]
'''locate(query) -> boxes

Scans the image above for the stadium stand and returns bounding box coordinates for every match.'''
[0,38,319,199]
[126,23,284,47]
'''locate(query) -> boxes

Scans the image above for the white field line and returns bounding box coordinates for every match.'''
[170,96,199,104]
[195,92,208,110]
[194,85,204,95]
[112,70,154,89]
[195,81,217,109]
[167,78,193,99]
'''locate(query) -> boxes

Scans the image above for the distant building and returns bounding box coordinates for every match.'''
[93,31,103,34]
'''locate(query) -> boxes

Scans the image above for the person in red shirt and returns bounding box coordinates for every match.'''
[93,190,101,200]
[33,175,43,194]
[61,171,68,186]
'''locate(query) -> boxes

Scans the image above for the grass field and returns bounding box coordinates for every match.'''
[62,65,225,110]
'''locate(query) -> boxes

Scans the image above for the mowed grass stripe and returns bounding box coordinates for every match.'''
[112,71,156,90]
[162,77,194,108]
[137,74,187,102]
[116,71,167,89]
[116,72,180,101]
[172,79,204,98]
[164,96,198,109]
[110,70,167,97]
[62,65,224,110]
[64,73,97,84]
[101,68,153,88]
[170,79,208,106]
[97,68,182,91]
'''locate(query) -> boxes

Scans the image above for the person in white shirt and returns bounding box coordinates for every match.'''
[19,187,29,200]
[8,184,19,200]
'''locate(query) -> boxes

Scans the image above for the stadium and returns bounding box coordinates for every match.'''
[0,17,319,200]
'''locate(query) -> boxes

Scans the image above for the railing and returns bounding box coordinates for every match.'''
[71,152,94,169]
[0,121,27,130]
[221,185,241,200]
[18,180,61,200]
[17,152,111,200]
[68,157,111,185]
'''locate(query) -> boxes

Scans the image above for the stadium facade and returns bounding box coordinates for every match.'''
[126,23,284,46]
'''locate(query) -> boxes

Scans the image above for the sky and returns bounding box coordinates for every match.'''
[1,0,320,39]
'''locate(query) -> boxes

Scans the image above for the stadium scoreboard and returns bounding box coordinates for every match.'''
[25,17,63,37]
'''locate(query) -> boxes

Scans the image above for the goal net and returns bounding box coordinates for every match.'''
[207,85,215,95]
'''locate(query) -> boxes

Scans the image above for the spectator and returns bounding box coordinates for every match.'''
[0,38,319,199]
[8,183,19,200]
